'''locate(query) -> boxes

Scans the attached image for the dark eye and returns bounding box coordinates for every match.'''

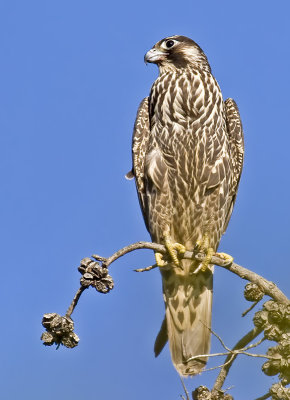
[165,40,175,48]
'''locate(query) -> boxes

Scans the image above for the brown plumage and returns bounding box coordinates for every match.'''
[129,35,244,376]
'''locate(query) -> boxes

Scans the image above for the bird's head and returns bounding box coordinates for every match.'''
[144,35,211,74]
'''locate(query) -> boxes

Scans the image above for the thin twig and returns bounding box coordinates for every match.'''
[236,352,273,359]
[242,336,266,351]
[242,300,260,317]
[65,286,86,318]
[206,325,232,352]
[188,330,269,374]
[207,328,268,355]
[201,323,265,355]
[187,351,235,361]
[187,348,274,364]
[212,327,263,392]
[134,264,158,272]
[203,355,235,373]
[91,254,107,263]
[94,241,166,268]
[180,377,190,400]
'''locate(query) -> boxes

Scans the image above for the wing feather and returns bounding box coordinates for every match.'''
[223,98,244,232]
[131,97,151,229]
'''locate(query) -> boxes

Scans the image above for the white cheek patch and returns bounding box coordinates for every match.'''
[182,46,200,62]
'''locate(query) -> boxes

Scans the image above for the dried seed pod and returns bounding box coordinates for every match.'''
[253,310,269,328]
[270,382,290,400]
[262,359,282,376]
[42,313,73,334]
[263,300,279,313]
[78,257,94,273]
[41,313,79,348]
[262,340,290,384]
[192,386,233,400]
[192,386,211,400]
[61,332,80,348]
[78,258,114,293]
[279,334,290,356]
[264,323,282,341]
[40,331,55,346]
[266,302,286,325]
[80,272,94,287]
[280,306,290,331]
[244,283,264,302]
[93,275,114,293]
[281,376,290,387]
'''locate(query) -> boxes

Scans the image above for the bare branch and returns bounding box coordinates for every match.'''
[44,239,289,398]
[92,241,165,267]
[89,240,288,394]
[92,241,289,305]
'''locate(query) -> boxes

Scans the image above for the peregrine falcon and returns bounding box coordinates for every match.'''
[128,35,244,376]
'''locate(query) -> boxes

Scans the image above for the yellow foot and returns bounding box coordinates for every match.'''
[155,230,186,268]
[155,252,167,267]
[216,252,234,266]
[163,231,186,267]
[195,233,214,272]
[164,235,185,266]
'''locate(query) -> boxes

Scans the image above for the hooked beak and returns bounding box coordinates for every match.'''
[144,48,167,64]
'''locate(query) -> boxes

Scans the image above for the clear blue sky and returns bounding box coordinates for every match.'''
[1,1,289,399]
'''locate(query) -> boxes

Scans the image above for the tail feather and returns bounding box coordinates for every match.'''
[159,261,213,376]
[154,316,168,357]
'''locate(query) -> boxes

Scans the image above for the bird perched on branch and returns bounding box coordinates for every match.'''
[127,35,244,376]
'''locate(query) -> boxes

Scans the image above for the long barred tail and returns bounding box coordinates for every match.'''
[156,260,213,376]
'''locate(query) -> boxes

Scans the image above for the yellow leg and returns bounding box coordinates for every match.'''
[195,233,215,272]
[201,247,214,271]
[195,234,234,272]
